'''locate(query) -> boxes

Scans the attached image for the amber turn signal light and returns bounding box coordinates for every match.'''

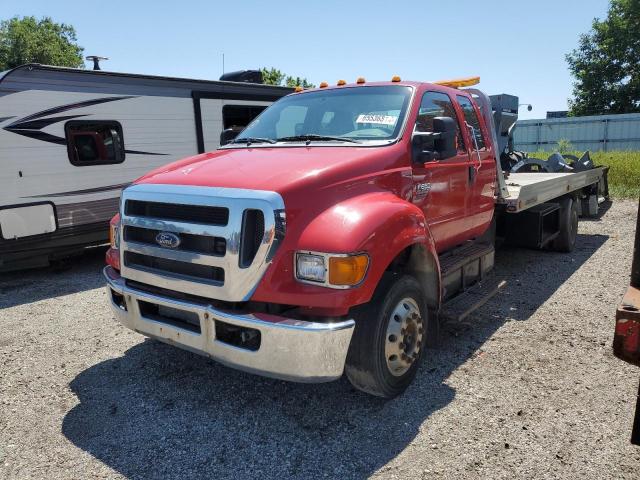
[329,255,369,286]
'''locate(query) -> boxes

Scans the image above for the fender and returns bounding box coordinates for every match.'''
[251,191,442,312]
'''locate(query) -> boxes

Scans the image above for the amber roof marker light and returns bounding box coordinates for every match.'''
[319,81,328,88]
[294,86,304,92]
[391,76,402,82]
[356,77,366,84]
[337,79,347,86]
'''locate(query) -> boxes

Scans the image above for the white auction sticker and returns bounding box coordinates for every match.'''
[355,114,398,126]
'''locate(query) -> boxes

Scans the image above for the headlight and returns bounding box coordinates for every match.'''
[109,218,120,250]
[296,253,326,283]
[295,252,369,288]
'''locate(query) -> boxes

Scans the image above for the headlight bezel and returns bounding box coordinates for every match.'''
[109,220,120,250]
[295,251,369,289]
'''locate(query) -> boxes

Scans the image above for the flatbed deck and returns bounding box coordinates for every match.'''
[501,167,606,213]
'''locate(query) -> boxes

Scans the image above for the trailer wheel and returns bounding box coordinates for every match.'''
[345,273,428,398]
[552,197,579,252]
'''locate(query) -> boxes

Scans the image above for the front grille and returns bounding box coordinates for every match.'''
[125,200,229,225]
[124,251,224,284]
[239,209,265,268]
[119,184,283,302]
[124,225,226,256]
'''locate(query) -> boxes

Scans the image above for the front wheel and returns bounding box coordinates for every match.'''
[345,273,428,398]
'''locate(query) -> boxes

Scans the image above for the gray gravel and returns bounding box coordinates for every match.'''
[1,199,639,479]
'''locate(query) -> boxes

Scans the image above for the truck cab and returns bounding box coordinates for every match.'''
[103,77,603,397]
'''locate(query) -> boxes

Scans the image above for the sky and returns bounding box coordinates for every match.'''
[1,0,610,120]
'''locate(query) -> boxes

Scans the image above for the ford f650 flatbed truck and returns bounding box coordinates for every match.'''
[103,76,608,397]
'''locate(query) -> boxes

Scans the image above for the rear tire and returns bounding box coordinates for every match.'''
[345,273,428,398]
[552,197,579,252]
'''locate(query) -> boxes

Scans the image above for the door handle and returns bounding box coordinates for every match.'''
[468,165,476,183]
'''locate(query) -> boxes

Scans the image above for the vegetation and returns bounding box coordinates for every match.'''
[556,139,573,153]
[566,0,640,116]
[261,67,315,88]
[531,150,640,198]
[0,16,84,70]
[591,151,640,198]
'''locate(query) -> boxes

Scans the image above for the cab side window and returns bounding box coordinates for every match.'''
[457,96,486,150]
[415,91,465,153]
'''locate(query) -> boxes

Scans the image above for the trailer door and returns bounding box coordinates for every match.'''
[194,93,274,153]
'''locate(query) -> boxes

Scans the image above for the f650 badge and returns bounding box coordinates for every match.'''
[155,231,181,249]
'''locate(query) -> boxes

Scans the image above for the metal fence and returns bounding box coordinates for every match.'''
[513,112,640,152]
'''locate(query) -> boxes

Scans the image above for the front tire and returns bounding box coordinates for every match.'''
[345,273,428,398]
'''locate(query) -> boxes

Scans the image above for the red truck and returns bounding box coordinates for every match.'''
[104,77,608,397]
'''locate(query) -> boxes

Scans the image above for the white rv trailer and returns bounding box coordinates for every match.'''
[0,64,291,271]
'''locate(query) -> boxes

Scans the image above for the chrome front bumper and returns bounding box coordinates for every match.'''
[104,266,355,382]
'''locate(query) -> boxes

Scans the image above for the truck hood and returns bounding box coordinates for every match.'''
[136,145,405,196]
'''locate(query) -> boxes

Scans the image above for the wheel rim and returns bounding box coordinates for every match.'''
[384,297,423,377]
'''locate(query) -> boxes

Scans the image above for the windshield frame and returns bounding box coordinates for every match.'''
[220,84,416,149]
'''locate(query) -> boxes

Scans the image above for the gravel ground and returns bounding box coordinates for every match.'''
[1,199,639,480]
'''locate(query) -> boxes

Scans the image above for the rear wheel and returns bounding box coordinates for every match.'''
[345,274,428,398]
[552,197,579,252]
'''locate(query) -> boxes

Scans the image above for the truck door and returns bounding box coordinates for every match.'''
[411,90,471,252]
[457,95,496,237]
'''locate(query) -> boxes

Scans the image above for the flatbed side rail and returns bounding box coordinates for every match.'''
[504,168,606,213]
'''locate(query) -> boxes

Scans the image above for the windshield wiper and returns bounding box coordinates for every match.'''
[276,134,361,144]
[230,137,276,145]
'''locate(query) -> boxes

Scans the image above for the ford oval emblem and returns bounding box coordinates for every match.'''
[155,231,181,249]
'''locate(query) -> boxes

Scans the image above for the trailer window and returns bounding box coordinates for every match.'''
[65,121,125,166]
[415,91,465,152]
[457,96,486,150]
[222,105,267,129]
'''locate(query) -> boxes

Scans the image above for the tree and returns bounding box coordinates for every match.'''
[566,0,640,116]
[284,76,315,89]
[261,67,315,88]
[260,67,286,86]
[0,16,84,71]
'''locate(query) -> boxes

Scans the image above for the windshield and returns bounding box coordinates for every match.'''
[232,85,413,145]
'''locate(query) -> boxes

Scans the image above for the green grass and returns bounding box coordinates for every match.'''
[530,150,640,199]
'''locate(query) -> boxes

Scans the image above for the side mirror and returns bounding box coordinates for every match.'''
[432,117,457,160]
[220,127,242,146]
[411,116,457,163]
